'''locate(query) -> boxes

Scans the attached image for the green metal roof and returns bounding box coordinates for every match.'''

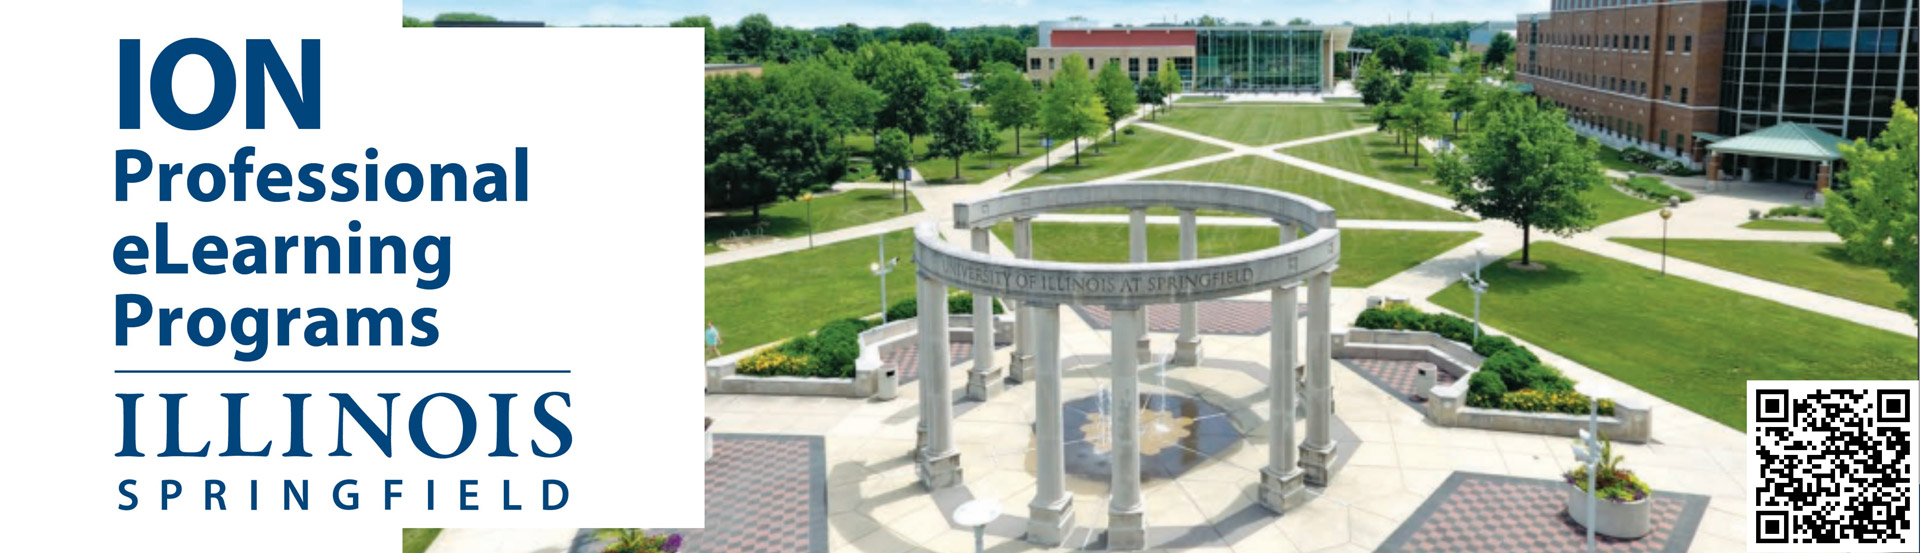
[1706,122,1847,162]
[1691,131,1727,143]
[1510,83,1534,94]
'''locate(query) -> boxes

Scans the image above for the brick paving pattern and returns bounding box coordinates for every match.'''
[669,434,827,553]
[880,341,1008,384]
[1074,300,1301,336]
[1379,472,1709,553]
[1341,357,1459,408]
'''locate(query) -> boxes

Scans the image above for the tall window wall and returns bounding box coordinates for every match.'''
[1193,28,1326,91]
[1719,0,1919,141]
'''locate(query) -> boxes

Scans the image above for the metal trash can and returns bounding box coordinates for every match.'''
[877,368,899,400]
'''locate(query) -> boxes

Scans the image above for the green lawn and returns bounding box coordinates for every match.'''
[1429,242,1916,429]
[992,223,1477,288]
[1586,182,1662,226]
[1176,95,1226,104]
[705,189,921,253]
[1739,219,1832,232]
[1006,126,1231,189]
[1282,131,1449,196]
[706,229,920,355]
[1153,105,1371,146]
[1151,156,1472,221]
[1610,238,1906,310]
[403,529,442,553]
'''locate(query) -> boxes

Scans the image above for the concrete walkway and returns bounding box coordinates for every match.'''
[1032,212,1481,233]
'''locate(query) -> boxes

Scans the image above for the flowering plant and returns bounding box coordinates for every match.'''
[596,529,683,553]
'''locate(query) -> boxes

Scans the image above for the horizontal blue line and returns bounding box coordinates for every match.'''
[114,370,570,374]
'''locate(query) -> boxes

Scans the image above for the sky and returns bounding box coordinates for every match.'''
[402,0,1552,28]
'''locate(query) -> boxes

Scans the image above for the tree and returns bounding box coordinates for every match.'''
[1287,17,1314,25]
[433,12,496,23]
[898,22,946,46]
[928,94,991,180]
[777,60,881,145]
[732,13,776,61]
[1136,73,1166,120]
[830,23,871,53]
[1433,95,1602,266]
[872,128,914,185]
[1485,32,1516,70]
[866,43,950,144]
[401,16,431,28]
[705,73,847,221]
[1373,39,1405,72]
[1157,69,1183,112]
[1401,37,1437,74]
[980,63,1040,155]
[1357,53,1392,106]
[1825,100,1920,317]
[1094,60,1137,145]
[670,16,721,61]
[1039,54,1108,165]
[1443,65,1484,133]
[1393,82,1449,167]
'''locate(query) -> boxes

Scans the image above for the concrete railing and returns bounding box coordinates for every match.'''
[705,313,1012,398]
[1336,329,1652,444]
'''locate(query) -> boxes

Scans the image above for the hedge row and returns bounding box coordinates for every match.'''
[884,292,1005,322]
[1617,175,1694,203]
[1766,205,1827,219]
[1617,147,1703,177]
[1352,306,1479,345]
[1352,306,1614,416]
[737,317,877,379]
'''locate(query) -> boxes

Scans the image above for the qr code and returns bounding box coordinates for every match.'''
[1748,380,1918,552]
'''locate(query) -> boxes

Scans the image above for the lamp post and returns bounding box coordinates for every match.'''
[897,167,911,214]
[870,236,899,323]
[802,192,816,249]
[1573,381,1613,553]
[1462,242,1489,342]
[952,499,1002,553]
[1658,196,1677,276]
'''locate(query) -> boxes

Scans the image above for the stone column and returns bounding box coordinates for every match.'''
[1173,209,1202,366]
[1128,207,1151,364]
[1816,160,1832,194]
[1706,152,1720,187]
[967,228,1002,401]
[917,275,963,489]
[1107,306,1148,550]
[1258,282,1306,512]
[1026,302,1075,545]
[1300,270,1338,487]
[1009,217,1036,383]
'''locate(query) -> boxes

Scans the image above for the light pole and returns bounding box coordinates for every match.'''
[897,167,911,214]
[870,236,899,323]
[1658,196,1677,276]
[802,192,816,249]
[1573,381,1613,553]
[1462,242,1489,342]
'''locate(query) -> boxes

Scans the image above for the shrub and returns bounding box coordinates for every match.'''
[1466,370,1508,408]
[1352,305,1433,332]
[1765,205,1827,219]
[1617,175,1693,203]
[886,293,1006,320]
[1499,389,1615,416]
[1480,350,1539,390]
[885,298,919,321]
[1425,313,1479,344]
[1471,335,1535,362]
[736,350,813,376]
[809,318,873,376]
[1619,146,1656,166]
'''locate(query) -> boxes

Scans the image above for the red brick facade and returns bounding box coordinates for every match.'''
[1516,1,1729,162]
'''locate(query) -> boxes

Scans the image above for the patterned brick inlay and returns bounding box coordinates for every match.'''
[668,434,827,553]
[1074,300,1302,336]
[1378,472,1710,553]
[880,341,1008,384]
[1341,358,1459,408]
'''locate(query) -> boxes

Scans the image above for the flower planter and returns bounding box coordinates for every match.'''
[1563,481,1652,539]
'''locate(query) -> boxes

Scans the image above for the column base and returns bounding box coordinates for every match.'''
[966,366,1004,401]
[1106,508,1148,550]
[1007,354,1035,384]
[1135,336,1152,364]
[1173,337,1202,367]
[916,449,964,490]
[1258,467,1309,513]
[1300,441,1339,487]
[1026,496,1077,546]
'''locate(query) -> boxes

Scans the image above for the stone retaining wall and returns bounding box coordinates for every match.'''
[705,314,1013,398]
[1336,329,1652,444]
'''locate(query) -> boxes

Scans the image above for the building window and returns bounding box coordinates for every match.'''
[1679,87,1689,103]
[1088,57,1095,70]
[1683,35,1692,54]
[1147,58,1159,74]
[1128,57,1140,76]
[1663,84,1671,101]
[1048,58,1055,70]
[1666,34,1674,52]
[1659,129,1669,149]
[1030,58,1042,71]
